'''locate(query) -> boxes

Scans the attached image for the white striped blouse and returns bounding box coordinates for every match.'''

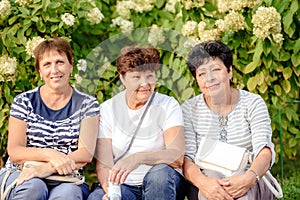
[182,89,275,166]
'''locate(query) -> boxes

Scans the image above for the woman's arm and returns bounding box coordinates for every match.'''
[95,138,114,194]
[68,115,99,166]
[110,125,185,184]
[222,147,272,198]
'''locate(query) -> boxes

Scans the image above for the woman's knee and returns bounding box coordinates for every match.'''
[14,178,48,199]
[49,183,84,200]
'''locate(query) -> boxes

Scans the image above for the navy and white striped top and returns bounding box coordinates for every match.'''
[3,86,100,169]
[182,89,275,166]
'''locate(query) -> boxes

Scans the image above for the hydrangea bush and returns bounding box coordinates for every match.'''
[0,0,299,171]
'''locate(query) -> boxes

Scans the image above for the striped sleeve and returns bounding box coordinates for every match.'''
[247,94,276,166]
[10,93,30,122]
[182,97,198,161]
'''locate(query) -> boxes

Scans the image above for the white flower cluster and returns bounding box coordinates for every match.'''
[198,28,220,43]
[181,21,198,37]
[61,13,75,26]
[165,0,179,13]
[252,6,283,45]
[86,7,104,25]
[181,0,205,10]
[25,36,45,58]
[77,59,87,72]
[116,0,156,18]
[74,74,83,84]
[15,0,33,6]
[217,0,260,13]
[0,0,10,17]
[148,25,165,47]
[181,21,220,43]
[0,55,17,82]
[215,11,246,33]
[111,16,134,34]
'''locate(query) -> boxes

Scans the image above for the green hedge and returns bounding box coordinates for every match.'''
[0,0,299,169]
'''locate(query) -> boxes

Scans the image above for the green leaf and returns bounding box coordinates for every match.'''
[279,51,290,61]
[282,67,293,80]
[289,127,300,135]
[274,84,282,96]
[285,107,299,121]
[246,76,257,91]
[155,0,165,9]
[281,80,291,93]
[288,138,297,148]
[293,38,300,53]
[18,7,30,16]
[181,87,194,101]
[253,40,263,65]
[244,62,256,74]
[37,18,46,32]
[258,82,268,94]
[291,53,300,67]
[8,16,19,25]
[282,0,298,37]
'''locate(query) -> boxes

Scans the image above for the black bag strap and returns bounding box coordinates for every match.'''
[115,92,156,163]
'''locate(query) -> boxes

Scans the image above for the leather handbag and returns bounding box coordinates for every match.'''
[195,138,283,198]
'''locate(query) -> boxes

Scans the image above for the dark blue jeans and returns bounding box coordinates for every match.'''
[88,164,186,200]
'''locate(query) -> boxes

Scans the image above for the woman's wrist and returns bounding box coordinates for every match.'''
[245,169,260,185]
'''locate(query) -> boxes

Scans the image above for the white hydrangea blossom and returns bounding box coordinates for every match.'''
[116,1,132,19]
[0,0,10,17]
[132,0,156,13]
[183,38,199,50]
[181,0,205,10]
[15,0,33,6]
[148,25,165,47]
[198,21,206,32]
[97,57,111,77]
[0,55,17,82]
[86,7,104,25]
[198,29,221,43]
[216,11,246,33]
[272,33,284,47]
[77,59,87,72]
[217,0,260,13]
[181,21,198,37]
[111,16,134,34]
[252,7,282,41]
[25,36,45,58]
[74,74,83,84]
[165,0,179,13]
[61,13,75,26]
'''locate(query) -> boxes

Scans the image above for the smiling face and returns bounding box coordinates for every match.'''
[38,50,73,91]
[195,57,232,98]
[121,70,156,109]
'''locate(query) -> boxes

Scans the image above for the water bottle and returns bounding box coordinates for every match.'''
[107,181,121,200]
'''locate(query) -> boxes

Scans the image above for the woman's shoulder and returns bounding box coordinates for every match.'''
[238,89,264,103]
[181,93,204,108]
[13,87,40,102]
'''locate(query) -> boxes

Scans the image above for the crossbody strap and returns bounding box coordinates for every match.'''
[115,92,156,163]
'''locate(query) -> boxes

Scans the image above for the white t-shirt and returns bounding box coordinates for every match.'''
[98,91,184,185]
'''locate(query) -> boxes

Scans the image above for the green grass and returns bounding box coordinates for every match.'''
[271,156,300,200]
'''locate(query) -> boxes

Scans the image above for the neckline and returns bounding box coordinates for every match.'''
[202,89,240,118]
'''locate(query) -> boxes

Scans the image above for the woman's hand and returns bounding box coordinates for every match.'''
[221,172,256,199]
[200,176,233,200]
[16,162,55,186]
[109,153,141,184]
[47,149,76,175]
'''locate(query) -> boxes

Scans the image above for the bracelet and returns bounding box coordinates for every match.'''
[248,169,260,182]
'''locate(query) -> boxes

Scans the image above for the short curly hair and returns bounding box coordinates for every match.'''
[187,40,232,78]
[116,46,160,75]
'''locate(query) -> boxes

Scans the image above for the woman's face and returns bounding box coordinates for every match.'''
[195,57,232,98]
[38,50,73,91]
[121,70,156,108]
